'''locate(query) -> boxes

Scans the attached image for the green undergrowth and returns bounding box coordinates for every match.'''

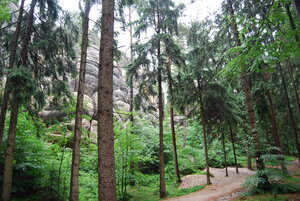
[238,194,293,201]
[240,164,300,201]
[128,184,204,201]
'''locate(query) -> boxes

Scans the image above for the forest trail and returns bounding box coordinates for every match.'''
[165,160,300,201]
[165,167,254,201]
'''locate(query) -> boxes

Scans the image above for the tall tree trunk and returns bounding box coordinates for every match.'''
[260,64,282,148]
[227,0,264,170]
[129,4,134,127]
[286,60,300,115]
[278,63,300,164]
[157,35,167,200]
[285,3,300,43]
[183,116,187,148]
[197,79,211,185]
[167,56,181,183]
[1,95,19,201]
[0,0,25,148]
[70,1,91,200]
[158,63,166,198]
[243,124,253,170]
[1,1,37,199]
[292,0,300,25]
[221,125,228,177]
[266,91,281,147]
[156,0,166,198]
[97,0,116,200]
[229,124,239,174]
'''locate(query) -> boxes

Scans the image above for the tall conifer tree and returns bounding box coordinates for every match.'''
[97,0,117,200]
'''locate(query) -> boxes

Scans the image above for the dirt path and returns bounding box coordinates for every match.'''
[165,160,300,201]
[165,167,254,201]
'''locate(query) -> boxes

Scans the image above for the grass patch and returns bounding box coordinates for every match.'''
[294,171,300,177]
[167,184,204,198]
[285,156,297,162]
[128,186,159,201]
[128,183,204,201]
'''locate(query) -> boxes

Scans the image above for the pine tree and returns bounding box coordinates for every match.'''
[226,0,265,171]
[70,0,92,200]
[0,0,25,149]
[129,0,183,197]
[1,1,38,199]
[97,0,117,200]
[1,1,78,199]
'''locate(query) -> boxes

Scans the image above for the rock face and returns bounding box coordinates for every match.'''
[71,45,131,117]
[41,45,131,136]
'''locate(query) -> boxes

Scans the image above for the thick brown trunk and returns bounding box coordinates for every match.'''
[266,92,281,147]
[1,95,19,201]
[158,70,166,198]
[70,1,91,200]
[292,0,300,25]
[97,0,116,200]
[227,0,264,170]
[241,73,264,169]
[229,124,239,174]
[0,0,25,148]
[260,65,281,147]
[221,125,228,177]
[156,0,166,197]
[278,63,300,164]
[197,79,211,185]
[246,144,252,170]
[158,41,166,200]
[243,125,253,170]
[167,57,181,183]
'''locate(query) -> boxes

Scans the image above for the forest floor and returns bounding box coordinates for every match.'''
[164,160,300,201]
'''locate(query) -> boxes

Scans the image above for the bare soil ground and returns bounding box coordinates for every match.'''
[164,160,300,201]
[165,167,254,201]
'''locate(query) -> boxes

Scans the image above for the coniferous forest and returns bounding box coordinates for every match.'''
[0,0,300,200]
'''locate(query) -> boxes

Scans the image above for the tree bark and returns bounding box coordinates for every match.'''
[183,117,187,148]
[292,0,300,25]
[229,124,239,174]
[227,0,264,170]
[129,5,134,127]
[1,95,19,201]
[167,56,181,183]
[156,0,166,198]
[70,1,91,200]
[278,63,300,164]
[285,3,300,43]
[221,125,228,177]
[1,1,37,199]
[0,0,25,148]
[97,0,117,200]
[242,124,253,170]
[286,60,300,116]
[197,78,211,185]
[260,64,282,148]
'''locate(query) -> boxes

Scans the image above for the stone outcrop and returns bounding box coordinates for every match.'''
[40,45,132,136]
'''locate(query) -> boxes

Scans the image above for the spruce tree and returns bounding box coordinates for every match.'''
[70,0,92,200]
[128,0,183,196]
[97,0,117,200]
